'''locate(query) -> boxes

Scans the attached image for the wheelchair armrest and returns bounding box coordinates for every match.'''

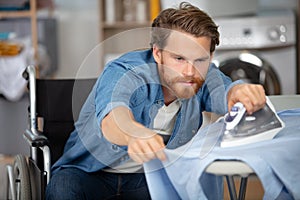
[23,129,49,148]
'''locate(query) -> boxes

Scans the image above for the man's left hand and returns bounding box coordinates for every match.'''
[227,83,266,114]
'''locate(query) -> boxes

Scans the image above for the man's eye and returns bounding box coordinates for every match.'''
[175,57,184,61]
[195,60,204,65]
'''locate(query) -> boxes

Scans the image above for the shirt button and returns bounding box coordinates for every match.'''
[157,100,163,105]
[112,145,118,151]
[192,130,196,134]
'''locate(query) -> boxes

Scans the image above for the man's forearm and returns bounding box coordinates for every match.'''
[101,106,155,145]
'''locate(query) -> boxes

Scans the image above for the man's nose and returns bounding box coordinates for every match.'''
[182,61,195,76]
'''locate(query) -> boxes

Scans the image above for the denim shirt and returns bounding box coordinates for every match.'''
[52,49,239,174]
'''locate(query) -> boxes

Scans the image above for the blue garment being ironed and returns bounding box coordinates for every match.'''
[144,109,300,200]
[51,49,241,174]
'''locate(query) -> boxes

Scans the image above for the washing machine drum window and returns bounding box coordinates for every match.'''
[217,54,281,95]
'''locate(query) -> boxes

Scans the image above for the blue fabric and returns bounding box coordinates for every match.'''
[52,49,240,174]
[144,109,300,200]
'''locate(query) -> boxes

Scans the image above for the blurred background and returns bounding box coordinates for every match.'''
[0,0,299,198]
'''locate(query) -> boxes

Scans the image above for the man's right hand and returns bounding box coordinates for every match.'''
[127,133,166,164]
[101,106,167,163]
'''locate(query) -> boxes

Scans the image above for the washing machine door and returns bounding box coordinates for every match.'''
[213,51,281,95]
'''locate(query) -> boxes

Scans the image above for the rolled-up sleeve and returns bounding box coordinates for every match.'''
[94,61,147,124]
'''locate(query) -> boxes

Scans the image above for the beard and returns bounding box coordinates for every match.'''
[166,75,204,99]
[159,64,205,99]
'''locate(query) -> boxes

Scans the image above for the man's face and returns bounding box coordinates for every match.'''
[153,31,212,102]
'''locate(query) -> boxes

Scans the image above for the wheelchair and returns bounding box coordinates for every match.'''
[6,65,96,200]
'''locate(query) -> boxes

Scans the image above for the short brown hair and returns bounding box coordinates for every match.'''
[151,2,219,53]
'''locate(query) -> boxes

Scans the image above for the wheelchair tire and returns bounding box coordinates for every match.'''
[13,154,31,200]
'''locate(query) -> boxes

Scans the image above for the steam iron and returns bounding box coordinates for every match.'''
[220,97,285,148]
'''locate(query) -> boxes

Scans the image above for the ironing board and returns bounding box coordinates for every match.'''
[144,108,300,199]
[201,113,253,200]
[204,95,300,200]
[206,161,253,200]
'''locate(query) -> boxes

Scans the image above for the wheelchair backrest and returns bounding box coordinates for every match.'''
[36,78,96,163]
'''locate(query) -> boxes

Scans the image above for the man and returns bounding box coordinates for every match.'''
[46,2,265,199]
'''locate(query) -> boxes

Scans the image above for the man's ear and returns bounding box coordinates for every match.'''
[152,44,162,64]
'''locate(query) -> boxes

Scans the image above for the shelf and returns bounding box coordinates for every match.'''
[0,10,32,19]
[0,0,38,63]
[99,0,156,65]
[103,21,151,29]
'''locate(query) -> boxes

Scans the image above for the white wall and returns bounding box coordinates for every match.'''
[258,0,298,10]
[52,0,100,78]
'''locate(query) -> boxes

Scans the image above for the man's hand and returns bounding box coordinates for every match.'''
[127,133,166,164]
[102,106,166,164]
[227,83,266,114]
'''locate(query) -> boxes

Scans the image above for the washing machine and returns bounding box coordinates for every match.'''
[212,10,297,95]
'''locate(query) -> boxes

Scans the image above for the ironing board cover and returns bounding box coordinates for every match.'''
[144,109,300,200]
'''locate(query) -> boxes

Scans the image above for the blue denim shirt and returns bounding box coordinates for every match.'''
[52,49,239,174]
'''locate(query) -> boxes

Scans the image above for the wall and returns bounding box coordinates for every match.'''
[0,97,29,155]
[52,0,100,78]
[258,0,298,10]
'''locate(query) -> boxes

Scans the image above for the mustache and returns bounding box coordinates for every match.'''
[172,76,205,85]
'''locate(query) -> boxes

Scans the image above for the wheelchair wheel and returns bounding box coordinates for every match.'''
[13,154,31,200]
